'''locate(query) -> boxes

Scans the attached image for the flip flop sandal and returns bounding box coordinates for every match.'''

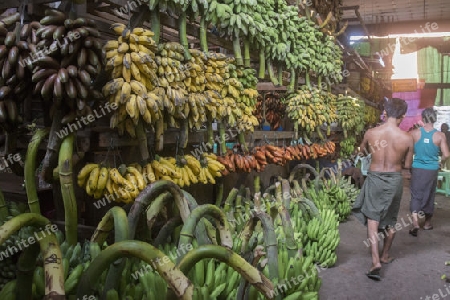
[381,257,395,264]
[366,267,381,281]
[423,226,433,230]
[409,227,419,237]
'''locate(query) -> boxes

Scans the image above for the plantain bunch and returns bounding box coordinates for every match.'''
[339,136,357,158]
[284,87,337,140]
[32,9,104,123]
[364,105,381,126]
[103,24,160,137]
[0,13,40,127]
[336,94,365,138]
[77,162,146,204]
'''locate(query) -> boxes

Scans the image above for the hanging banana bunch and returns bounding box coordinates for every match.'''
[103,23,160,137]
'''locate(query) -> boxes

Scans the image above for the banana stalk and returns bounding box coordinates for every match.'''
[244,38,251,68]
[16,245,40,300]
[214,181,224,207]
[258,48,266,79]
[150,7,160,44]
[155,117,164,152]
[277,206,297,257]
[25,128,49,214]
[90,206,130,300]
[127,180,190,239]
[289,163,320,192]
[233,33,244,66]
[154,216,183,247]
[179,12,192,61]
[179,119,189,149]
[238,131,248,152]
[294,120,299,140]
[277,64,283,86]
[254,176,261,194]
[176,244,274,299]
[266,59,279,85]
[58,134,77,246]
[177,204,232,263]
[218,122,227,155]
[136,119,149,161]
[288,68,296,94]
[145,192,172,233]
[199,16,208,53]
[0,213,64,297]
[206,114,214,147]
[41,109,64,183]
[305,72,311,89]
[317,75,322,89]
[294,68,300,91]
[0,188,8,222]
[239,211,279,282]
[76,240,194,300]
[182,190,213,246]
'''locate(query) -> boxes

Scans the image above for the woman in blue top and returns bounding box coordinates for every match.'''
[409,108,449,236]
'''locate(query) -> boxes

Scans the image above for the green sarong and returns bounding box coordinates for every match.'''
[352,171,403,229]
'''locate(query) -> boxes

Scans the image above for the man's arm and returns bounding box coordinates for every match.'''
[404,134,414,169]
[440,132,450,162]
[358,130,370,155]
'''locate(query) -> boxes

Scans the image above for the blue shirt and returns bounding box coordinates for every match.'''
[412,127,440,170]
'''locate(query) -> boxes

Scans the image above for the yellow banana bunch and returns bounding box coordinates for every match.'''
[103,25,160,136]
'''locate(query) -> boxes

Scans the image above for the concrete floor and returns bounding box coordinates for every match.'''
[320,176,450,300]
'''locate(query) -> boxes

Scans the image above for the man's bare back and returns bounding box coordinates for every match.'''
[360,121,414,172]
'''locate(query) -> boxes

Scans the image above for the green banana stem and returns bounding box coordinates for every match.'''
[218,122,227,155]
[267,59,279,85]
[244,38,251,68]
[146,192,172,233]
[91,206,130,300]
[294,120,299,140]
[150,7,160,44]
[0,213,64,297]
[179,12,192,61]
[25,128,49,214]
[277,63,283,85]
[305,72,311,89]
[233,32,244,66]
[206,114,214,147]
[177,204,232,263]
[41,109,64,183]
[58,134,77,246]
[294,68,300,91]
[177,245,274,299]
[289,164,320,192]
[215,181,224,207]
[224,188,239,206]
[317,75,322,90]
[76,240,194,300]
[277,206,297,257]
[155,115,164,152]
[238,131,248,152]
[275,181,282,204]
[136,119,149,161]
[127,180,190,239]
[239,211,279,282]
[288,68,296,94]
[199,16,208,53]
[16,245,40,300]
[258,48,266,79]
[154,216,183,247]
[182,190,212,246]
[91,206,129,245]
[254,176,261,194]
[0,189,8,222]
[179,119,189,149]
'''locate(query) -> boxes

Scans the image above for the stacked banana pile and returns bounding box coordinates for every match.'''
[204,52,230,121]
[33,9,104,122]
[304,209,340,267]
[0,13,38,126]
[336,94,365,139]
[284,87,337,139]
[103,24,160,137]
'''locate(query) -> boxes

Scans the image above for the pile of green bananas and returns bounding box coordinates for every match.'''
[339,136,357,158]
[336,94,365,138]
[0,13,39,127]
[33,9,104,123]
[304,209,340,267]
[0,201,30,289]
[364,105,381,126]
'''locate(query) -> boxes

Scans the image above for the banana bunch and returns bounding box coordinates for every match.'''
[185,49,207,93]
[339,136,357,158]
[364,105,381,126]
[104,24,160,136]
[304,209,340,267]
[284,87,337,139]
[254,93,285,130]
[336,94,365,138]
[32,9,104,122]
[0,13,40,126]
[77,163,145,204]
[230,66,258,90]
[323,184,352,221]
[338,175,360,206]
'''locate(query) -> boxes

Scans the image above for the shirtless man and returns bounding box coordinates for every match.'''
[352,98,414,281]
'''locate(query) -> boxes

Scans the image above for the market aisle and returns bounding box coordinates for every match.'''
[320,177,450,300]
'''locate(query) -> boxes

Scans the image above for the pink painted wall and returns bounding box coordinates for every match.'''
[392,90,423,131]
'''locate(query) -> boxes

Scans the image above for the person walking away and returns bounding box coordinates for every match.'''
[409,108,449,236]
[352,98,414,281]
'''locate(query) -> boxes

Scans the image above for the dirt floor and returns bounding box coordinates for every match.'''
[320,173,450,300]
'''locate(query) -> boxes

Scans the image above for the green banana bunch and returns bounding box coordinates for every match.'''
[339,136,357,158]
[336,94,366,139]
[364,105,381,126]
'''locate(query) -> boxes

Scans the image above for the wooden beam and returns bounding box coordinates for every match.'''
[424,83,450,89]
[257,82,287,91]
